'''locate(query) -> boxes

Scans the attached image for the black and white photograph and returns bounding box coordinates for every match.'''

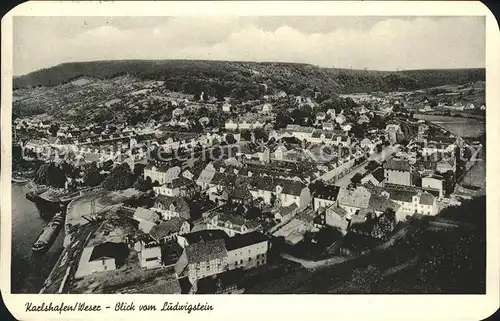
[3,3,495,303]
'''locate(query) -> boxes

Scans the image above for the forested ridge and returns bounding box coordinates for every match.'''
[14,60,485,97]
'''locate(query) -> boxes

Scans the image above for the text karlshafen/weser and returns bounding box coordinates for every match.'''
[25,302,101,314]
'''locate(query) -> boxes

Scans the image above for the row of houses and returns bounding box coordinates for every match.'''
[75,208,270,293]
[195,163,312,210]
[224,118,267,131]
[313,183,439,234]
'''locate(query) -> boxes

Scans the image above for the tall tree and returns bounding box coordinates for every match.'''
[102,163,134,191]
[83,162,103,187]
[225,134,237,145]
[49,123,60,137]
[350,173,364,187]
[254,128,269,142]
[241,130,252,142]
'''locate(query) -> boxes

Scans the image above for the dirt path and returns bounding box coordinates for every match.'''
[280,225,411,270]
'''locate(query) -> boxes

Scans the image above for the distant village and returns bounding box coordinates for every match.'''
[12,76,485,294]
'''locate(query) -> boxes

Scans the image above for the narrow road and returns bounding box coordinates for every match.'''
[280,224,411,270]
[332,145,399,188]
[280,253,347,269]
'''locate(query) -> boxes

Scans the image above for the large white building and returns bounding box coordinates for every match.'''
[225,232,269,270]
[384,159,412,186]
[385,188,439,220]
[144,165,181,185]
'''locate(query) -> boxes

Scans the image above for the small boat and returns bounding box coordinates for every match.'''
[32,212,65,253]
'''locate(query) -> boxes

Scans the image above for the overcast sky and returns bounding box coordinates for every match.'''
[13,16,485,76]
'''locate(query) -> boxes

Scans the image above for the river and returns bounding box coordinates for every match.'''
[414,114,485,138]
[11,183,64,293]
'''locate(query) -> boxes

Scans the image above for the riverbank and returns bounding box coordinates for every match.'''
[41,188,142,293]
[11,184,65,293]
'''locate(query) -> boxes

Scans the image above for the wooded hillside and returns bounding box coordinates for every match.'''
[13,60,485,96]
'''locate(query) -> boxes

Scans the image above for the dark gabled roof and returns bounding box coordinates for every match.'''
[281,136,302,145]
[149,218,187,240]
[89,242,128,262]
[386,188,418,203]
[424,174,444,180]
[154,195,190,219]
[280,179,306,196]
[278,203,298,216]
[183,229,230,244]
[311,131,323,138]
[165,176,195,189]
[231,184,252,200]
[185,239,227,264]
[371,167,385,183]
[383,159,411,171]
[313,184,341,201]
[224,231,268,251]
[217,213,246,226]
[368,194,400,213]
[326,204,348,218]
[212,172,238,187]
[419,192,435,205]
[434,136,457,145]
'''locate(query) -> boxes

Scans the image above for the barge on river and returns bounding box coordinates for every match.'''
[32,212,65,253]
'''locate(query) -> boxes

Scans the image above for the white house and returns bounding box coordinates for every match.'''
[135,241,162,270]
[144,165,181,185]
[273,145,288,160]
[386,188,439,220]
[225,119,238,131]
[177,118,190,129]
[326,109,336,118]
[421,174,445,199]
[261,103,273,114]
[222,103,232,113]
[133,207,160,233]
[335,114,347,125]
[360,138,374,151]
[322,122,335,131]
[316,112,326,121]
[172,108,184,118]
[207,214,261,237]
[74,242,128,279]
[464,103,475,110]
[226,232,269,270]
[323,205,349,234]
[153,195,191,220]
